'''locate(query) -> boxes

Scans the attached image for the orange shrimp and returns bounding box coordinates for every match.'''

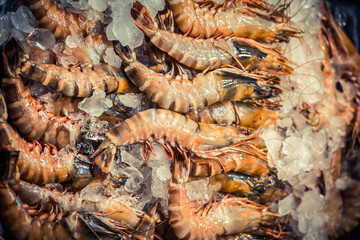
[26,0,99,40]
[131,1,292,73]
[191,151,270,177]
[92,108,262,180]
[167,0,301,41]
[186,101,279,129]
[115,44,279,114]
[169,182,280,239]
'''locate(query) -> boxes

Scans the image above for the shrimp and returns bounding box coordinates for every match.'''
[190,151,270,177]
[115,44,279,114]
[167,0,301,41]
[2,55,82,149]
[186,101,279,129]
[92,108,263,180]
[0,117,89,185]
[169,182,281,239]
[131,1,292,73]
[26,0,99,41]
[3,154,156,239]
[0,177,133,239]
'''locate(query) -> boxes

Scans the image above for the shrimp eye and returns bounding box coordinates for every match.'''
[277,64,283,70]
[254,183,266,193]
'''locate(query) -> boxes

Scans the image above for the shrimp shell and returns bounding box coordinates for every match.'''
[167,0,301,41]
[131,1,292,73]
[20,61,120,97]
[191,151,270,177]
[169,182,280,239]
[26,0,98,40]
[186,101,279,129]
[116,45,279,113]
[92,108,261,180]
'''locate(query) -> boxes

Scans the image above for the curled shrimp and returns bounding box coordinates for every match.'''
[167,0,301,41]
[115,44,279,114]
[131,1,292,73]
[92,108,262,180]
[26,0,99,40]
[191,151,270,177]
[186,101,279,129]
[169,181,281,239]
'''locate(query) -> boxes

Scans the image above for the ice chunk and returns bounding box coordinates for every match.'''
[89,0,108,11]
[278,193,295,216]
[185,179,219,203]
[78,90,113,117]
[27,29,56,50]
[121,146,144,168]
[80,182,106,202]
[0,0,7,5]
[156,165,171,181]
[60,55,78,67]
[65,34,85,48]
[103,48,122,68]
[116,93,141,109]
[10,6,37,34]
[124,167,144,193]
[80,115,110,141]
[0,15,11,45]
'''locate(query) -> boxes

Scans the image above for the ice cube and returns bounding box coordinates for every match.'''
[103,48,122,68]
[156,165,172,181]
[65,34,85,48]
[278,193,295,216]
[10,6,37,34]
[27,28,56,50]
[78,90,114,117]
[89,0,108,11]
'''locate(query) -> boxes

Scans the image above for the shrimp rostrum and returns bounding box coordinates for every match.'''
[115,44,280,114]
[92,108,264,180]
[131,1,292,74]
[169,181,281,239]
[167,0,302,41]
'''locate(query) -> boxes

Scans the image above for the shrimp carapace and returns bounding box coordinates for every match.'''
[131,1,293,74]
[92,108,263,180]
[167,0,302,41]
[115,44,280,114]
[186,101,280,129]
[191,151,270,177]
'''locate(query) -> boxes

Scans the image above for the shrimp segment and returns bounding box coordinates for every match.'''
[26,0,98,40]
[186,101,279,129]
[20,61,120,97]
[167,0,301,41]
[92,109,260,180]
[131,1,292,73]
[115,45,279,113]
[191,151,270,177]
[169,182,280,239]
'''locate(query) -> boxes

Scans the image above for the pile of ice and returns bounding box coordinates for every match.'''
[264,0,356,239]
[79,90,114,117]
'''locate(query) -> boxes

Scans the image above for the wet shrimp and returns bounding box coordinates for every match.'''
[26,0,100,41]
[167,0,301,41]
[191,151,270,177]
[2,46,82,149]
[92,108,263,180]
[186,101,279,129]
[131,1,292,73]
[115,44,279,114]
[169,181,281,239]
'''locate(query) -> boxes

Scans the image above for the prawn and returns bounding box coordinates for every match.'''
[131,1,293,73]
[190,151,270,177]
[115,44,280,114]
[2,46,82,149]
[26,0,100,41]
[0,177,133,239]
[169,181,281,239]
[92,108,263,180]
[3,154,156,239]
[186,101,279,129]
[167,0,301,41]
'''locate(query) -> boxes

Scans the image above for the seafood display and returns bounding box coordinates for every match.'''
[0,0,359,239]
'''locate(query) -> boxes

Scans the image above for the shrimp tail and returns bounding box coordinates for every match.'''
[114,43,136,65]
[91,140,117,181]
[0,151,19,184]
[2,38,24,77]
[131,1,159,37]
